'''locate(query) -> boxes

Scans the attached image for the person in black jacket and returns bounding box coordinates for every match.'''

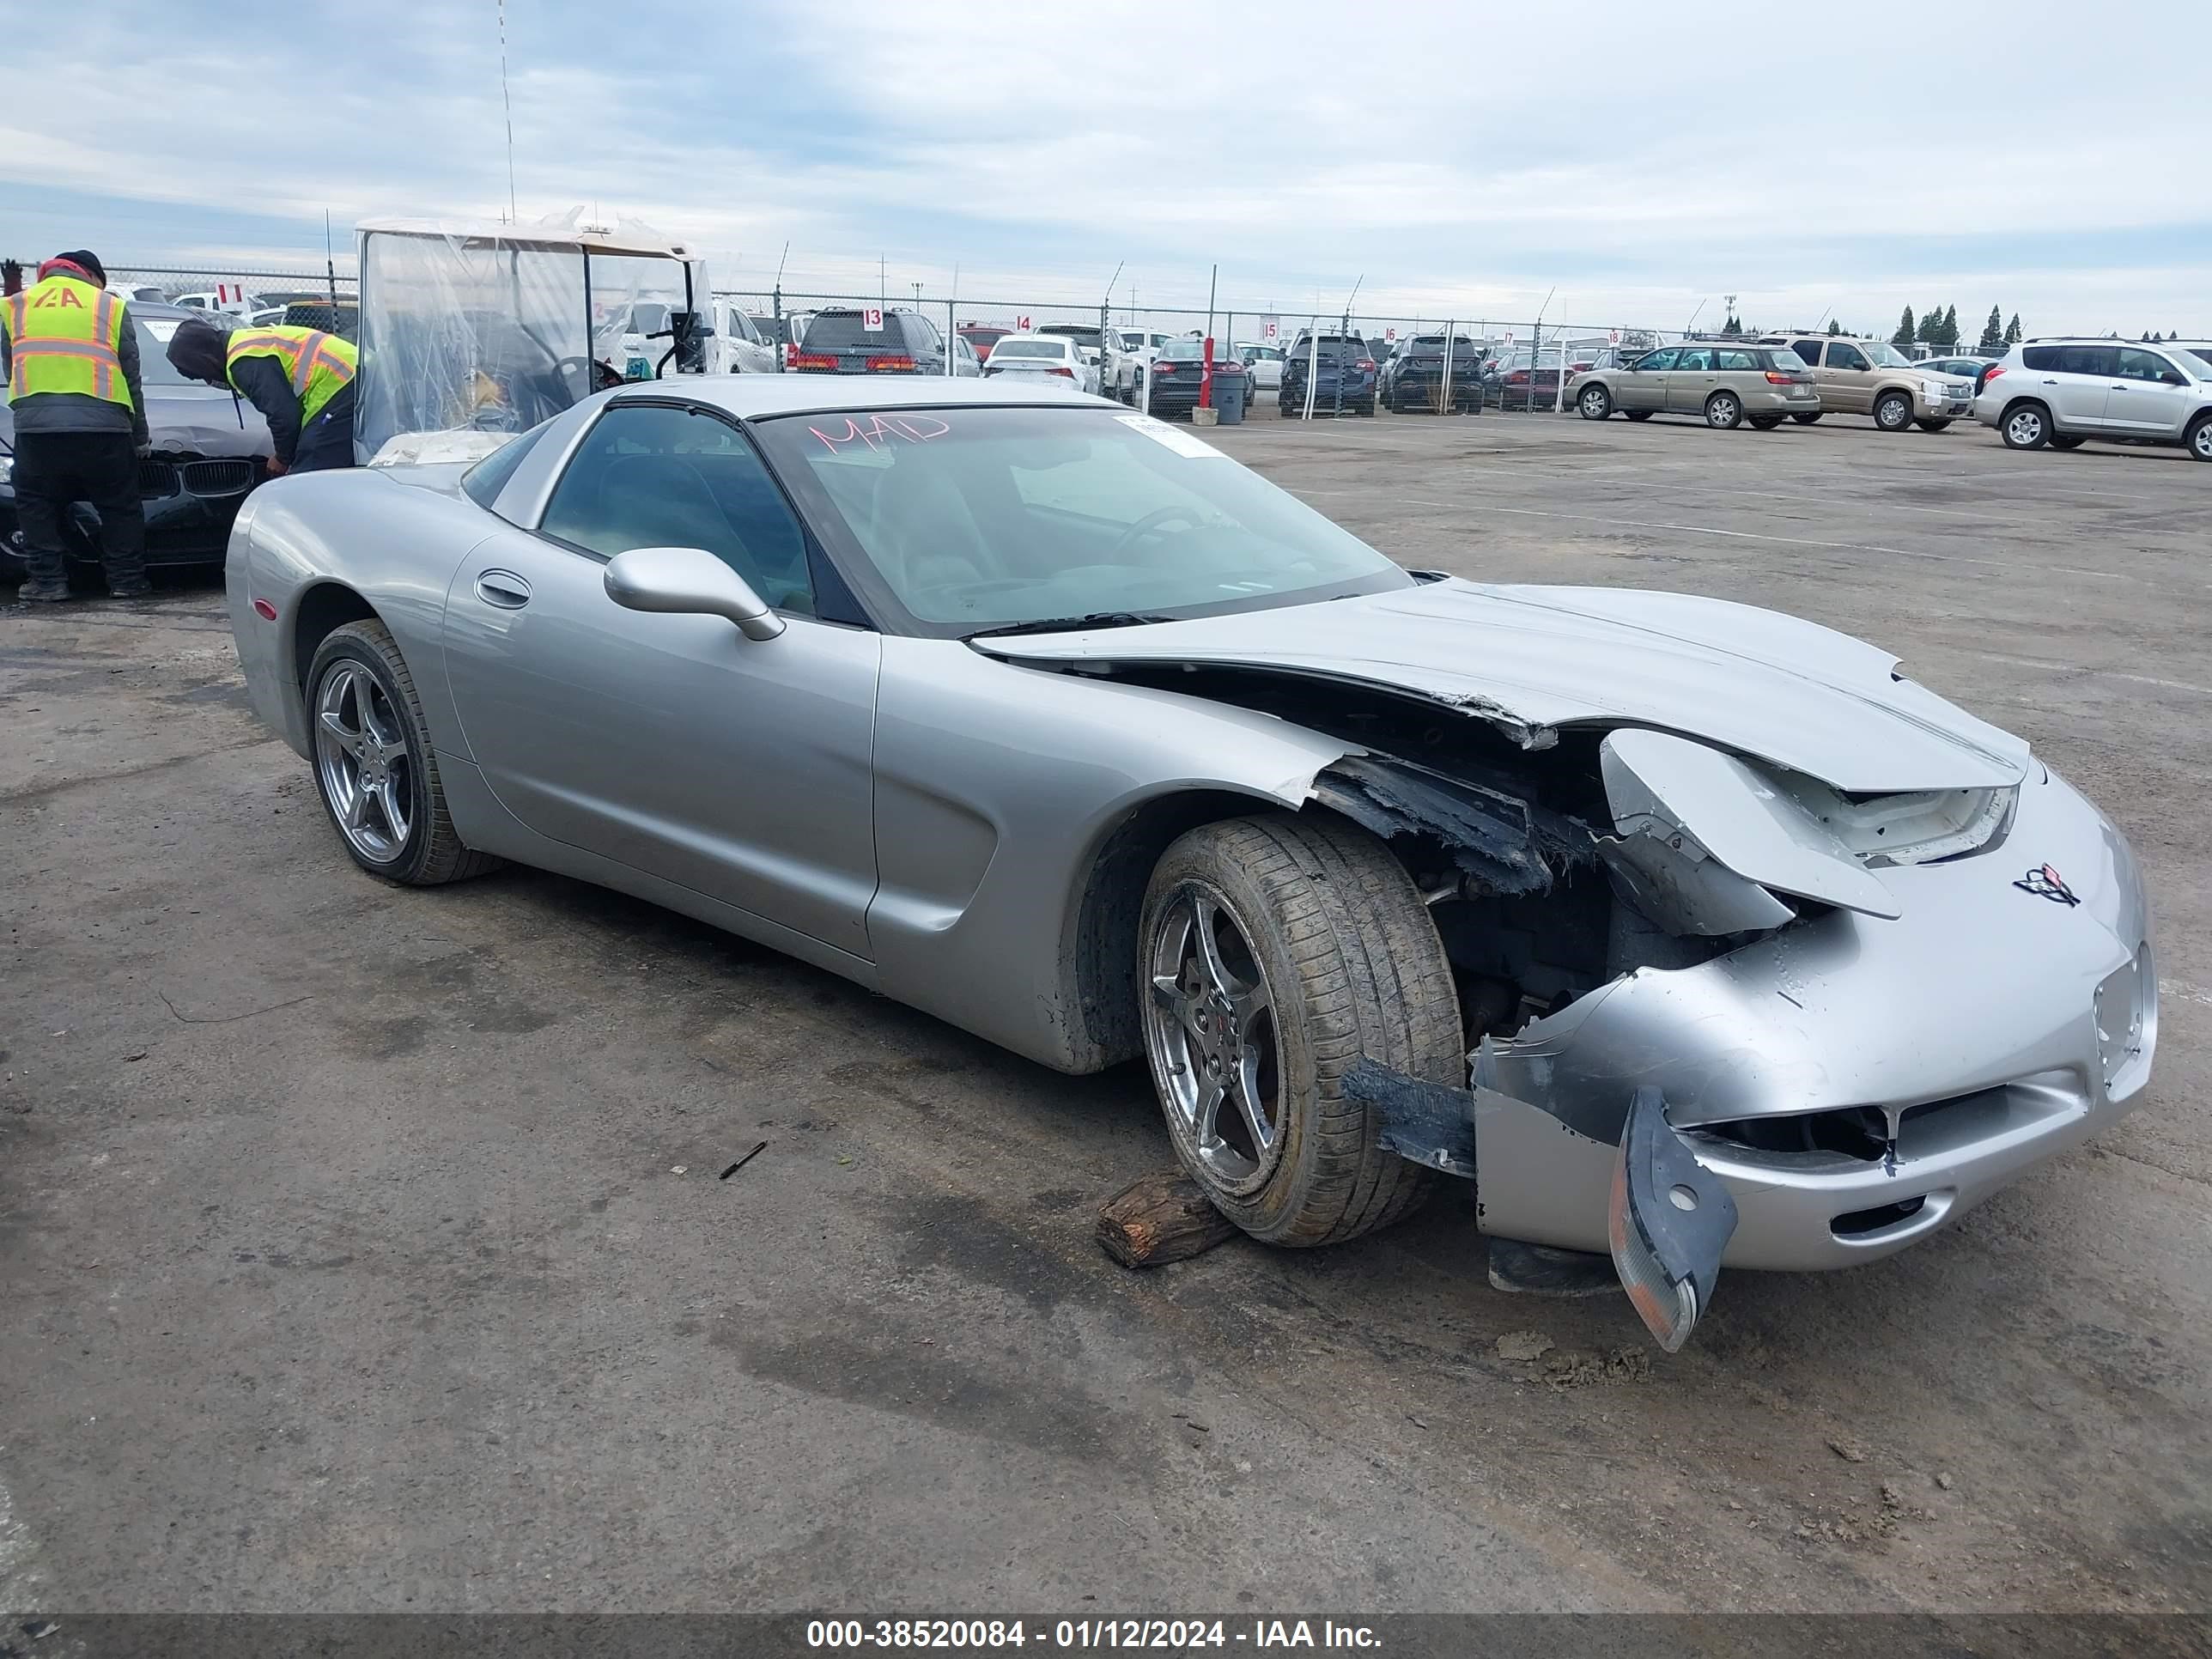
[1,250,152,601]
[165,317,358,476]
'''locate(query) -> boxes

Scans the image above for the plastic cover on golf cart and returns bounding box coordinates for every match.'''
[352,209,709,465]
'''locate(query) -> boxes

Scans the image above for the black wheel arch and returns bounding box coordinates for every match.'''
[290,581,382,700]
[1064,787,1407,1071]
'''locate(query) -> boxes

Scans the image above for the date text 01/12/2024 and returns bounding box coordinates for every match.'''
[805,1620,1382,1650]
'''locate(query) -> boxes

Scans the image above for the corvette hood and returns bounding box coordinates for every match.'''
[980,577,2029,793]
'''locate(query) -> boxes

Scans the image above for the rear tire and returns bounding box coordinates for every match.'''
[1705,391,1743,429]
[1916,417,1953,432]
[1139,814,1457,1247]
[306,620,501,887]
[2001,402,2051,450]
[1875,391,1914,432]
[1748,415,1783,429]
[1577,385,1613,421]
[1790,410,1822,424]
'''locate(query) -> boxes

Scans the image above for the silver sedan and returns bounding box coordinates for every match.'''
[226,376,2156,1351]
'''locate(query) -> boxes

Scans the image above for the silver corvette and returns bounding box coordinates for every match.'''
[226,377,2156,1349]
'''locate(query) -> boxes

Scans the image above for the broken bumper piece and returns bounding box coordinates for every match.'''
[1471,763,2154,1273]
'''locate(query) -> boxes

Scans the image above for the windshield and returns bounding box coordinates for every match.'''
[133,319,196,386]
[752,406,1413,635]
[2172,349,2212,379]
[1863,342,1914,368]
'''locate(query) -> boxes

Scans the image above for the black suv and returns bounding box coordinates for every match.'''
[793,307,957,374]
[1278,332,1379,416]
[1383,334,1484,413]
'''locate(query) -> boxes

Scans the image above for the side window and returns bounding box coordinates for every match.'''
[2057,344,2116,377]
[539,403,816,614]
[1826,342,1869,371]
[1787,340,1820,366]
[1716,349,1756,371]
[2115,347,2177,384]
[2021,345,2058,371]
[1632,349,1678,372]
[460,421,550,513]
[1674,347,1714,372]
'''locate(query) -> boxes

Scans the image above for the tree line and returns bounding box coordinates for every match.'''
[1887,305,2022,354]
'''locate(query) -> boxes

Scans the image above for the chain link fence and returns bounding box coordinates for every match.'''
[17,258,1743,416]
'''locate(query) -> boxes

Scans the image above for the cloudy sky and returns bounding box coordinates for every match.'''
[6,0,2208,339]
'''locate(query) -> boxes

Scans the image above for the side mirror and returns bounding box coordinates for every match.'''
[604,545,785,641]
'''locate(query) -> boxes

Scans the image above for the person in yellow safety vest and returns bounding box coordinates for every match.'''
[166,316,359,477]
[0,250,153,604]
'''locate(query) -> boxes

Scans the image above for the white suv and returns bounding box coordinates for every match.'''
[1976,338,2212,460]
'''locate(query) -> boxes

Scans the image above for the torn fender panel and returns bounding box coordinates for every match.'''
[1600,728,1902,921]
[975,576,2031,793]
[1310,755,1595,895]
[1345,1058,1480,1177]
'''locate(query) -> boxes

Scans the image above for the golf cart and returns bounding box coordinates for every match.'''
[352,208,718,466]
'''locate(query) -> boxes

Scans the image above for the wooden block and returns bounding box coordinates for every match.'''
[1096,1169,1238,1268]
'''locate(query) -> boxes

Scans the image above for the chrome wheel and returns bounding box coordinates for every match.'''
[1706,392,1740,428]
[1875,393,1911,431]
[2006,408,2046,448]
[1144,885,1282,1188]
[313,660,414,862]
[1579,386,1609,419]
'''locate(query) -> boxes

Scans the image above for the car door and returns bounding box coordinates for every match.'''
[1616,347,1674,410]
[1821,341,1873,412]
[441,398,883,958]
[2045,344,2118,429]
[1667,346,1716,412]
[2106,347,2194,435]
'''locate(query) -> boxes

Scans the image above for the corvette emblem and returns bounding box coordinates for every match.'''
[2014,864,2081,907]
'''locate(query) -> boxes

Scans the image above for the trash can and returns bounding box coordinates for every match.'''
[1212,368,1247,423]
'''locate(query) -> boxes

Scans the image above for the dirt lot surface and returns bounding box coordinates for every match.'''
[3,408,2206,1616]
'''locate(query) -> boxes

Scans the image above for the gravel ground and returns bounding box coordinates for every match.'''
[2,406,2205,1616]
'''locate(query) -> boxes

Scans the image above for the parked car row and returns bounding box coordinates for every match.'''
[1571,334,1977,433]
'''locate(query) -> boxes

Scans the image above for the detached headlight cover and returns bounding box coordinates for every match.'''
[1607,1087,1740,1352]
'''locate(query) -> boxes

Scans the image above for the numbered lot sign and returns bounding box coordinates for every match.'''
[864,307,884,330]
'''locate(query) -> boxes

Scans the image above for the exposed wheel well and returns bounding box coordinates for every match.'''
[1068,788,1375,1067]
[291,583,380,698]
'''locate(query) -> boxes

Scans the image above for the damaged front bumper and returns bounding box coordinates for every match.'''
[1467,763,2154,1274]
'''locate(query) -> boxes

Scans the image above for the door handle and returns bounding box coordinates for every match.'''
[474,569,532,609]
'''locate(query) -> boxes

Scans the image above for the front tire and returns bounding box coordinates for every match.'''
[1139,815,1458,1246]
[307,620,499,886]
[1578,385,1613,420]
[2189,412,2212,462]
[1705,391,1743,429]
[2002,403,2051,450]
[1875,391,1913,432]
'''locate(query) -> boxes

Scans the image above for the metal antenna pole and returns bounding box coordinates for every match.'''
[496,0,518,222]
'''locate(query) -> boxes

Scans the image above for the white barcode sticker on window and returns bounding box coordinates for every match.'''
[1116,414,1226,459]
